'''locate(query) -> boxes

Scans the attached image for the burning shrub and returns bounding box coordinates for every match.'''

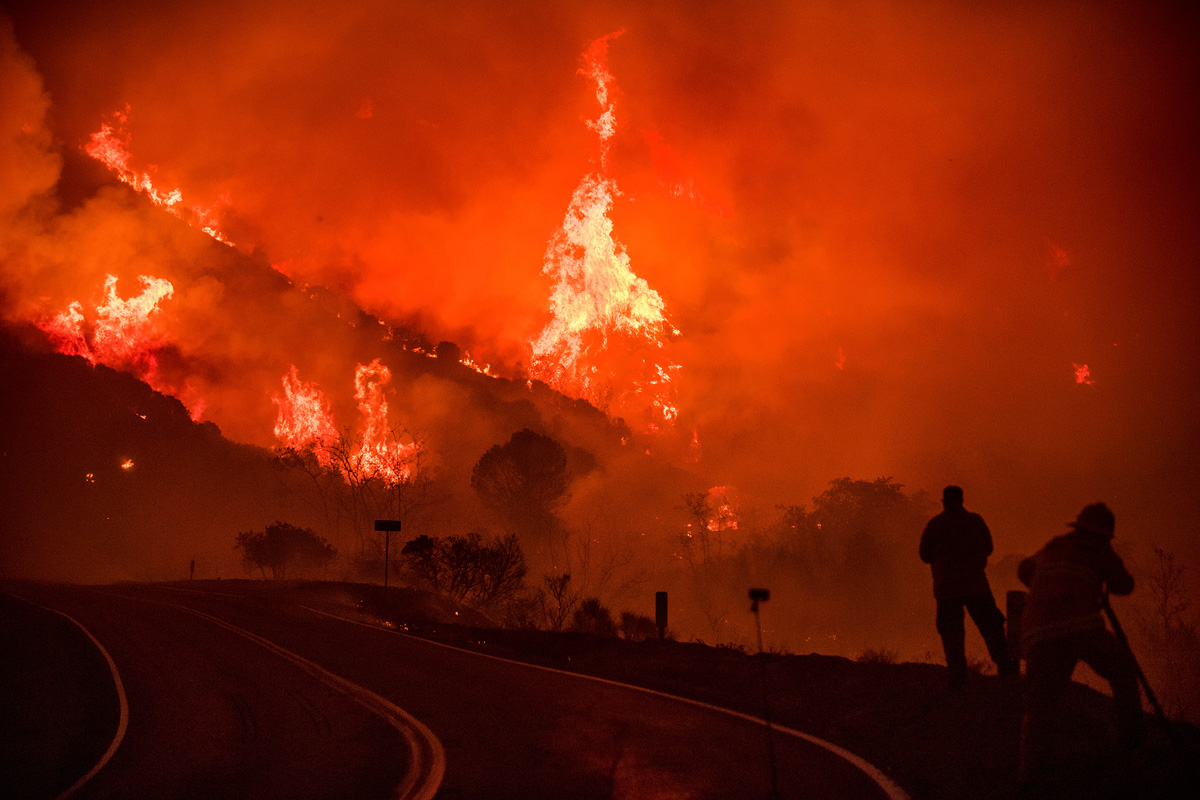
[234,522,336,580]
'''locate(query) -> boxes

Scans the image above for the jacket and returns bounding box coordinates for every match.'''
[1018,530,1134,648]
[919,508,994,600]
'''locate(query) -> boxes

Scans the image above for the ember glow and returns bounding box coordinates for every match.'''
[705,485,738,532]
[1073,363,1094,386]
[530,31,680,430]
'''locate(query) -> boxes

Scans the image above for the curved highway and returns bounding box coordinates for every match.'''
[8,583,904,799]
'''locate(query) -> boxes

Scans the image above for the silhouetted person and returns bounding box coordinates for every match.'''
[920,485,1014,686]
[189,559,195,581]
[1017,502,1143,785]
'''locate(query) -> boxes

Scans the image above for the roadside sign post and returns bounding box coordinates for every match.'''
[374,520,402,607]
[655,591,668,640]
[749,588,780,799]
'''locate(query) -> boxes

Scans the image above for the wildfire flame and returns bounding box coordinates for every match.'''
[272,366,337,464]
[458,350,495,377]
[35,274,206,416]
[352,359,419,485]
[705,485,738,532]
[529,31,680,430]
[85,105,233,246]
[272,360,420,486]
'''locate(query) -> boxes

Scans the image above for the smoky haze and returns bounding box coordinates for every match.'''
[2,0,1199,654]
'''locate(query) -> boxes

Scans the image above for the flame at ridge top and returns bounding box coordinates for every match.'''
[85,105,234,246]
[530,31,680,431]
[33,274,209,413]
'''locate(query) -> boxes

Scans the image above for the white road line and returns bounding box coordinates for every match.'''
[299,605,912,800]
[2,592,131,800]
[146,597,446,800]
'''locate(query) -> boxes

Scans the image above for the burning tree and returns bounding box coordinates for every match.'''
[271,360,434,566]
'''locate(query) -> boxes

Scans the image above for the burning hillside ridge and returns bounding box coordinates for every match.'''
[2,2,1200,631]
[12,28,683,456]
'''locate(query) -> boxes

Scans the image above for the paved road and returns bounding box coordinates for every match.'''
[9,583,903,799]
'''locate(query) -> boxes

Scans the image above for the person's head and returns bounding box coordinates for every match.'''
[942,485,964,510]
[1069,502,1115,539]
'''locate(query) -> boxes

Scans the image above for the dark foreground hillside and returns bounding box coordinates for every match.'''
[174,580,1200,800]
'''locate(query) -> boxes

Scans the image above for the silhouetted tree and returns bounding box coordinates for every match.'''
[434,341,461,363]
[399,531,527,612]
[235,522,337,579]
[537,573,579,631]
[620,611,659,641]
[571,597,617,636]
[1135,547,1200,720]
[471,429,571,539]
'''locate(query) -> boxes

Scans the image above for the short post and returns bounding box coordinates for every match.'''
[374,520,402,606]
[1006,590,1026,667]
[655,591,668,640]
[750,588,780,799]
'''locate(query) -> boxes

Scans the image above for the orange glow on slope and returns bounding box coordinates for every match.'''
[352,359,419,485]
[272,365,338,464]
[458,350,496,377]
[705,485,738,532]
[529,31,680,430]
[1073,362,1094,386]
[85,105,233,245]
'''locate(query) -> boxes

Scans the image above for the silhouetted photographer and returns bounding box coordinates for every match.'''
[920,485,1015,687]
[1017,502,1144,785]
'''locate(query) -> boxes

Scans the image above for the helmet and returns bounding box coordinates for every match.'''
[1070,503,1115,538]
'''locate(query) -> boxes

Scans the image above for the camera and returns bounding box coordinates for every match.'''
[749,588,770,602]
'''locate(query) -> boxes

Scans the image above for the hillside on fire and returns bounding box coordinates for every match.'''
[2,3,1200,795]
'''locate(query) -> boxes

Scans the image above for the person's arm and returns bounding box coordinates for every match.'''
[978,515,994,559]
[919,521,937,564]
[1105,550,1135,596]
